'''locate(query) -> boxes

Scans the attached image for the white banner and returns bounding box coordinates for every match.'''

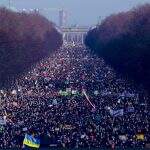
[0,117,6,125]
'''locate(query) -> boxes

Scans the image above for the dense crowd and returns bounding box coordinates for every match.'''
[85,4,150,92]
[0,43,150,149]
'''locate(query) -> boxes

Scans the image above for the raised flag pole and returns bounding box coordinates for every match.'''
[82,89,96,109]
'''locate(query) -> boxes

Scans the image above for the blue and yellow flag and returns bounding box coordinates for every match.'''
[23,134,40,148]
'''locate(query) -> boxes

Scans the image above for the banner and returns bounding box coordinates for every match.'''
[59,90,70,96]
[0,116,6,125]
[72,90,78,95]
[22,127,28,131]
[136,134,144,140]
[119,135,128,141]
[127,106,135,113]
[52,99,58,105]
[66,88,71,92]
[120,92,135,98]
[110,109,124,117]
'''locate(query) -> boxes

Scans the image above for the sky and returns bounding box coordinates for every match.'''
[0,0,150,26]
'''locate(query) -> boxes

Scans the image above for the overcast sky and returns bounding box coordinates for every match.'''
[0,0,150,26]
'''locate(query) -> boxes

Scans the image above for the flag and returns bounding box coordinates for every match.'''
[136,134,144,140]
[127,106,135,113]
[23,134,40,148]
[110,109,124,117]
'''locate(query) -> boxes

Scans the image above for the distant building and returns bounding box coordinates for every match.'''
[62,26,89,44]
[59,10,67,27]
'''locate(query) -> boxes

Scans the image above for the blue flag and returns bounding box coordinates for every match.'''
[127,106,135,113]
[23,134,40,148]
[110,109,124,117]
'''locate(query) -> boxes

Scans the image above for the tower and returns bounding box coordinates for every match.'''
[59,10,67,27]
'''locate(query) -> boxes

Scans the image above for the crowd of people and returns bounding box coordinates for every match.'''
[0,43,150,149]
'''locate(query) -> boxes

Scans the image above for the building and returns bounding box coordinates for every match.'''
[62,26,89,44]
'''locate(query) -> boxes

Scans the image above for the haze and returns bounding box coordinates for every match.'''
[0,0,150,26]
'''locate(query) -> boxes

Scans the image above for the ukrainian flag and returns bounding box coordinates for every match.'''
[23,134,40,148]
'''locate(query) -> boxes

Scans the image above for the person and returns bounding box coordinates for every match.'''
[0,43,149,149]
